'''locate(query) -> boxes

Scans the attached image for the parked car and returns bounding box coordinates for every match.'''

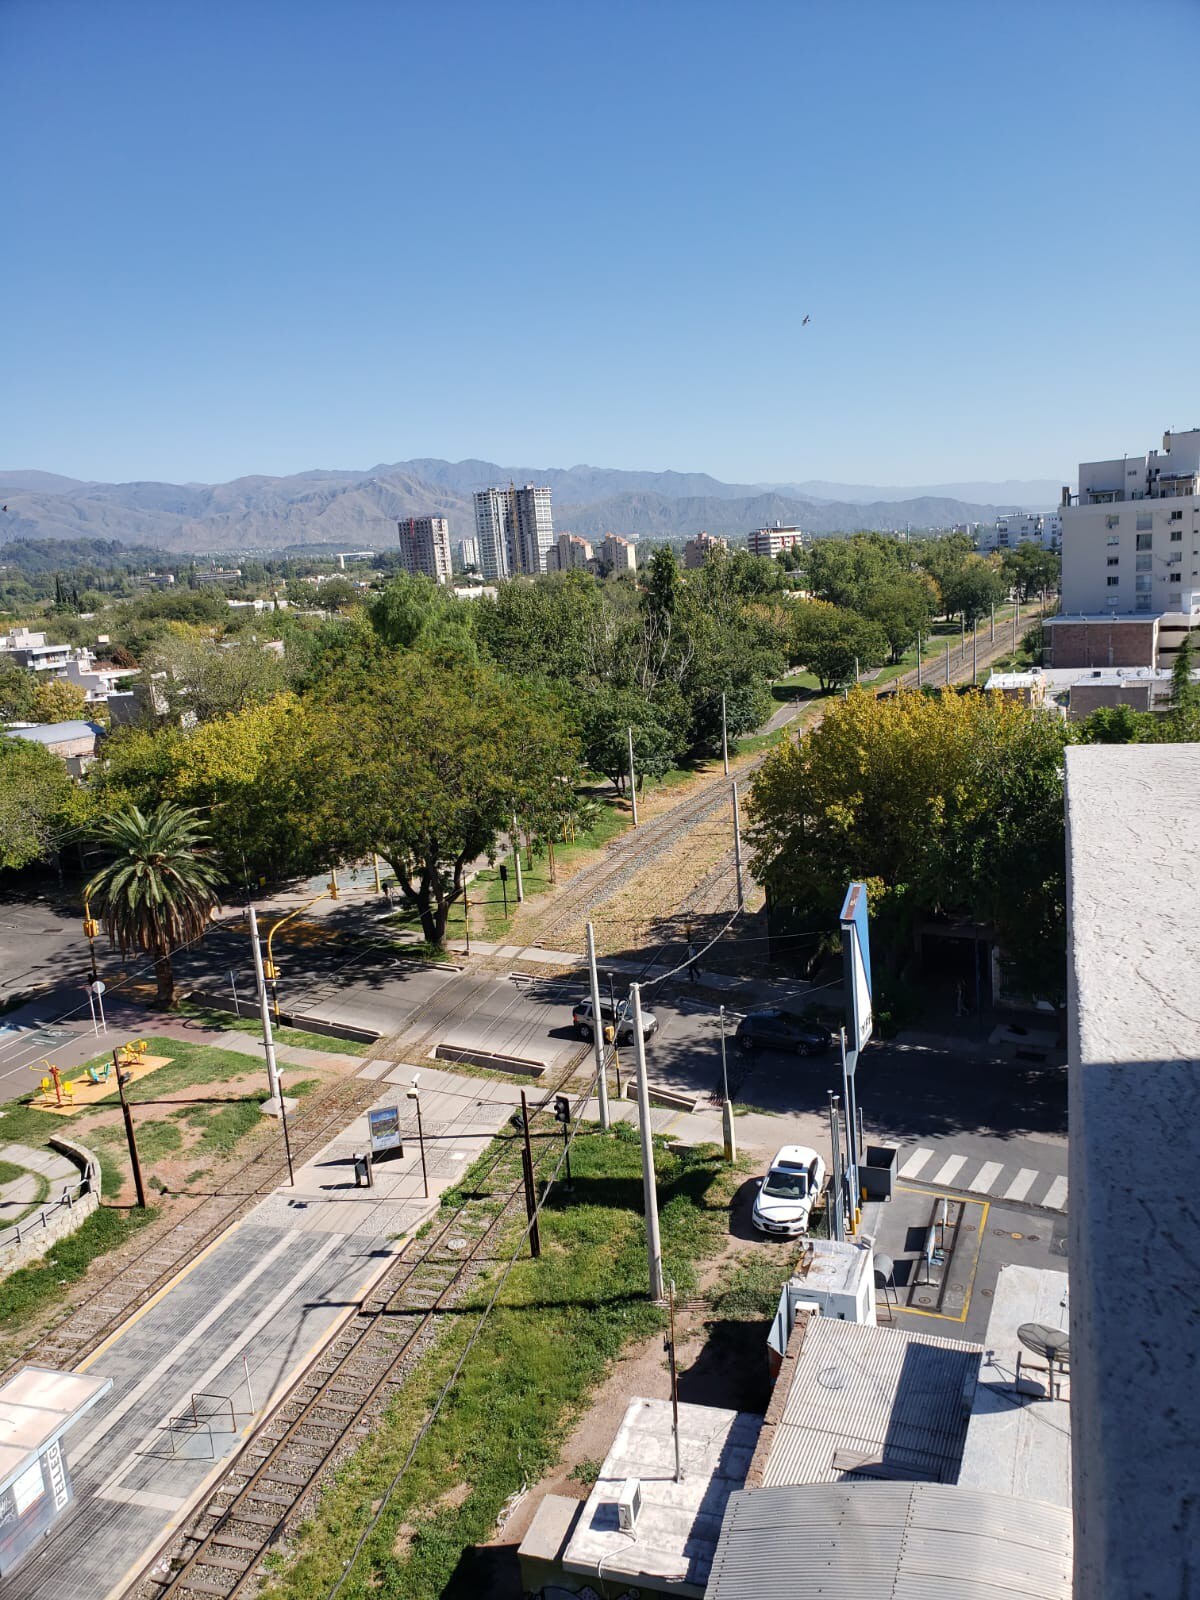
[751,1144,827,1237]
[735,1009,832,1056]
[572,996,658,1045]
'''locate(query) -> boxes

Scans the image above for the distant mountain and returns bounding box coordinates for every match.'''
[0,457,1024,554]
[769,477,1062,508]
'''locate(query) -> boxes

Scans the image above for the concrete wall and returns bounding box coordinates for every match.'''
[0,1137,101,1275]
[1044,617,1157,669]
[1065,745,1200,1600]
[1067,681,1153,719]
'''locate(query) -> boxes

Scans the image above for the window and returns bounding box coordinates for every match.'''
[1137,514,1153,532]
[1137,594,1153,611]
[1136,575,1153,592]
[1137,533,1153,551]
[1106,514,1120,529]
[1107,575,1120,587]
[1172,528,1183,542]
[1107,535,1120,547]
[1107,556,1120,566]
[1136,554,1152,572]
[1171,510,1183,521]
[1170,573,1182,583]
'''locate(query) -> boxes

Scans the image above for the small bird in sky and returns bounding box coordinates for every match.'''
[802,315,810,326]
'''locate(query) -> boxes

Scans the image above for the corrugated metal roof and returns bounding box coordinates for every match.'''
[4,721,101,744]
[763,1316,981,1488]
[706,1483,1072,1599]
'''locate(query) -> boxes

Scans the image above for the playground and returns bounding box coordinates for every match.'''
[29,1042,174,1115]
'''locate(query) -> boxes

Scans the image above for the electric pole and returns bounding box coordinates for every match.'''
[630,984,664,1301]
[585,922,611,1130]
[721,691,729,777]
[916,631,922,690]
[113,1048,147,1210]
[250,908,295,1183]
[732,781,744,911]
[627,726,639,827]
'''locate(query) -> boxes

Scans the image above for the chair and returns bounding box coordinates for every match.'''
[62,1081,75,1104]
[86,1062,111,1086]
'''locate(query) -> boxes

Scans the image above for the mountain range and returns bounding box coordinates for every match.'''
[0,460,1057,554]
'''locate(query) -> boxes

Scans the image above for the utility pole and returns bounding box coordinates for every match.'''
[990,604,996,643]
[83,898,100,986]
[732,781,745,911]
[827,1091,843,1242]
[972,624,978,685]
[960,614,966,659]
[630,984,664,1301]
[585,922,611,1130]
[854,655,860,686]
[944,644,950,686]
[250,909,295,1183]
[519,1089,541,1258]
[372,853,382,895]
[113,1049,147,1210]
[720,691,729,777]
[719,1005,735,1162]
[627,726,639,827]
[512,814,524,902]
[667,1280,682,1482]
[916,631,922,690]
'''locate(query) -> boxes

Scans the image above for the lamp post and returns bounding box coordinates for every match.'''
[407,1079,429,1199]
[82,898,99,986]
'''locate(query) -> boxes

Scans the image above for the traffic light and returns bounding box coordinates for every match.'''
[554,1094,570,1125]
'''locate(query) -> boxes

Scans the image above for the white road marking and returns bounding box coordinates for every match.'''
[899,1147,934,1179]
[1042,1175,1069,1212]
[931,1154,968,1187]
[970,1161,1005,1195]
[1004,1168,1038,1202]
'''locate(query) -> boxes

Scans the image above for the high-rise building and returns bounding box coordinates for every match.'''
[458,537,480,571]
[513,484,555,573]
[396,517,452,585]
[684,531,727,569]
[473,489,515,581]
[598,533,637,572]
[747,525,806,559]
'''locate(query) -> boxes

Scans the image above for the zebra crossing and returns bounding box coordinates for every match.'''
[897,1145,1068,1213]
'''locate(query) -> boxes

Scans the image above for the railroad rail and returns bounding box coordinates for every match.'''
[132,1051,591,1600]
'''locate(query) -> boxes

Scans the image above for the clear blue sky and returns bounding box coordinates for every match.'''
[4,0,1198,488]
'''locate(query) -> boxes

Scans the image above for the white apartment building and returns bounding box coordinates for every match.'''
[545,533,593,572]
[599,533,637,572]
[395,516,452,585]
[978,511,1062,554]
[472,484,555,577]
[1060,429,1200,618]
[0,629,138,706]
[458,537,479,570]
[747,525,805,559]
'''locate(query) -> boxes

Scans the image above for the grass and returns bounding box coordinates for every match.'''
[0,1203,158,1335]
[468,801,628,943]
[708,1246,801,1319]
[261,1128,739,1600]
[87,1036,273,1104]
[178,1004,372,1056]
[0,1159,27,1187]
[731,727,789,758]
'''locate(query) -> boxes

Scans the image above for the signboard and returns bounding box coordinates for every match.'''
[839,882,873,1053]
[367,1106,402,1155]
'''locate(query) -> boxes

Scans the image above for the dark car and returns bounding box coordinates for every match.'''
[572,997,658,1045]
[736,1009,832,1056]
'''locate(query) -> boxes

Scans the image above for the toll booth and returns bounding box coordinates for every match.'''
[0,1366,113,1576]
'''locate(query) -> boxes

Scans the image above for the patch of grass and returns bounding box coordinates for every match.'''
[181,1098,263,1158]
[0,1160,28,1187]
[568,1457,603,1486]
[288,1078,322,1098]
[87,1037,262,1103]
[708,1248,800,1320]
[178,1005,372,1056]
[0,1203,157,1335]
[731,727,789,758]
[261,1130,738,1600]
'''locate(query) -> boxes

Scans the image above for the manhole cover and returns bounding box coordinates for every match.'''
[1026,1234,1040,1243]
[915,1294,934,1306]
[447,1237,468,1252]
[995,1229,1025,1239]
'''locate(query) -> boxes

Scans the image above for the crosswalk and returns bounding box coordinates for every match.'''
[897,1145,1068,1213]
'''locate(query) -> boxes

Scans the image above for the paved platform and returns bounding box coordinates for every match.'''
[4,1072,517,1600]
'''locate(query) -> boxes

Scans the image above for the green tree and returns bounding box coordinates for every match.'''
[940,555,1007,625]
[0,663,37,722]
[1000,543,1060,602]
[0,737,76,871]
[576,685,678,793]
[32,678,89,723]
[1075,703,1148,744]
[315,576,360,614]
[861,572,935,664]
[145,633,289,723]
[85,804,224,1007]
[787,603,888,691]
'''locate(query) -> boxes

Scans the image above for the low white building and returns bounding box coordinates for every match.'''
[978,511,1062,553]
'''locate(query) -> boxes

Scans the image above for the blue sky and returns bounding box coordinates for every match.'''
[4,0,1198,487]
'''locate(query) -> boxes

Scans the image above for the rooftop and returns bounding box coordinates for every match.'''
[958,1264,1072,1509]
[3,721,103,745]
[561,1397,759,1597]
[751,1313,981,1490]
[0,1366,112,1495]
[706,1482,1073,1600]
[985,670,1045,689]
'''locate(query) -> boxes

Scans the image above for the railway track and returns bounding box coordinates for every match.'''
[131,1050,591,1600]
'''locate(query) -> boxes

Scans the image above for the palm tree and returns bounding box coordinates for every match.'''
[86,804,223,1009]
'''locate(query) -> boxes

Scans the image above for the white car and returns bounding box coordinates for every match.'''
[751,1144,826,1237]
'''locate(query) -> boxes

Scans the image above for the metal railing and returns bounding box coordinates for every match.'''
[0,1173,95,1257]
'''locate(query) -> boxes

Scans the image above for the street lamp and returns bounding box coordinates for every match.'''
[407,1077,429,1199]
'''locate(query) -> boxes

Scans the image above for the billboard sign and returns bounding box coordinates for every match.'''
[840,881,873,1053]
[367,1106,402,1155]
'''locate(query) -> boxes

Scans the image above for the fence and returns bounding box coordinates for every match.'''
[0,1138,102,1271]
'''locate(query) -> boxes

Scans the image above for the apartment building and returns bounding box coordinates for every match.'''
[978,510,1062,553]
[747,525,806,559]
[599,533,637,572]
[457,537,479,570]
[545,533,593,572]
[472,484,554,577]
[684,531,727,569]
[1046,428,1200,670]
[395,516,452,585]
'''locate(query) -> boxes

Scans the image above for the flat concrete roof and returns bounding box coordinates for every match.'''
[1065,744,1200,1599]
[0,1368,112,1494]
[786,1236,871,1300]
[959,1264,1071,1510]
[563,1398,759,1597]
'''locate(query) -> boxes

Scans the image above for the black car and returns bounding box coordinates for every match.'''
[736,1009,832,1056]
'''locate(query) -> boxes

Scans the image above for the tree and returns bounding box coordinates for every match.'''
[370,571,472,656]
[787,602,888,691]
[861,572,935,664]
[32,678,89,723]
[1075,703,1148,745]
[85,804,223,1007]
[747,688,1069,996]
[145,633,289,723]
[315,576,360,614]
[576,685,677,793]
[1000,543,1060,602]
[0,662,37,722]
[315,660,580,947]
[939,555,1006,626]
[0,738,76,870]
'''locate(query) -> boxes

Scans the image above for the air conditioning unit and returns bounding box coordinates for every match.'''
[616,1478,642,1532]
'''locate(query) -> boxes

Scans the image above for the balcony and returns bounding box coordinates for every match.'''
[1085,490,1125,505]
